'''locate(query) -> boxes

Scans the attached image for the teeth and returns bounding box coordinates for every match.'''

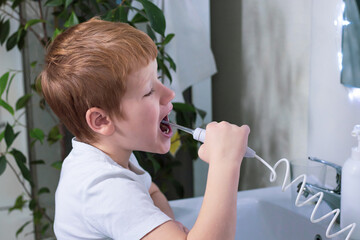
[165,128,169,134]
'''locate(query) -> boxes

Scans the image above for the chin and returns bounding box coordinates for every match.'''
[140,143,170,155]
[158,148,170,154]
[154,142,171,154]
[156,145,171,154]
[147,148,169,155]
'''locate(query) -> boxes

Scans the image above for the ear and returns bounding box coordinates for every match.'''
[85,107,115,136]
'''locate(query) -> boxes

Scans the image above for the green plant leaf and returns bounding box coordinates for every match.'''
[52,28,63,41]
[0,130,4,142]
[157,58,172,82]
[16,28,26,50]
[137,0,165,36]
[15,28,22,43]
[15,220,31,238]
[4,123,16,148]
[195,107,207,120]
[33,209,43,224]
[162,33,174,45]
[11,0,22,9]
[15,93,32,110]
[10,148,26,163]
[51,161,62,170]
[31,75,42,94]
[146,24,156,41]
[38,187,50,195]
[173,103,196,113]
[0,155,7,175]
[56,9,68,19]
[8,195,26,213]
[24,19,45,30]
[131,12,148,24]
[30,159,45,165]
[28,199,36,210]
[5,73,16,102]
[78,2,92,15]
[30,128,45,144]
[41,223,50,235]
[64,11,79,28]
[47,125,63,145]
[114,6,128,23]
[174,102,197,128]
[39,98,46,110]
[0,72,9,97]
[179,137,198,159]
[45,0,63,7]
[30,61,37,68]
[147,154,160,173]
[102,10,113,21]
[0,19,10,45]
[10,149,32,185]
[0,99,14,115]
[6,31,17,51]
[65,0,73,8]
[164,54,176,71]
[90,0,100,13]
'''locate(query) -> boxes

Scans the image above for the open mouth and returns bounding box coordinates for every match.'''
[160,115,171,134]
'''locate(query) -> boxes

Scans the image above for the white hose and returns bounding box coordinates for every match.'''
[254,155,356,240]
[170,122,357,239]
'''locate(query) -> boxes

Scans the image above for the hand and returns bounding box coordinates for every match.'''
[174,220,189,234]
[198,121,250,165]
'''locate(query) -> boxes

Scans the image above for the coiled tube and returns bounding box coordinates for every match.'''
[166,121,357,238]
[254,155,356,240]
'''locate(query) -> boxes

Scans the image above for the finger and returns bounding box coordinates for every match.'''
[197,144,208,163]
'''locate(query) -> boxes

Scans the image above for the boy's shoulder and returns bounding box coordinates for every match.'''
[58,138,151,188]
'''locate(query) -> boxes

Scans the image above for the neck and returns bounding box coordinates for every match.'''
[91,139,132,169]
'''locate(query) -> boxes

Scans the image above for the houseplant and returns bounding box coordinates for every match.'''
[0,0,204,238]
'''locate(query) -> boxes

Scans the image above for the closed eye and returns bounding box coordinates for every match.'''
[144,88,155,97]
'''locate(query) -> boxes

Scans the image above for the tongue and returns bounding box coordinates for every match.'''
[160,122,168,132]
[160,116,170,133]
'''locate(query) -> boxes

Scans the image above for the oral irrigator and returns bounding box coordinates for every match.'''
[162,121,276,175]
[162,121,256,158]
[163,120,357,240]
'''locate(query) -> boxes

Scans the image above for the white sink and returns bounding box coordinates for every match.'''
[170,187,347,240]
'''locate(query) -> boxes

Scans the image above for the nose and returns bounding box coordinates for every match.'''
[160,84,175,105]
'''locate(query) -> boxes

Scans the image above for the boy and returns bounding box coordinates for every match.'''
[41,18,250,240]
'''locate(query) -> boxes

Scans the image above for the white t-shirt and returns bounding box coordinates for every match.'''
[54,138,171,240]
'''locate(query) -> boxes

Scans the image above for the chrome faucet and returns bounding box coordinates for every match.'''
[297,157,341,218]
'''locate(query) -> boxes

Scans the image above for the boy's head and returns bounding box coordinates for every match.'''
[40,18,157,143]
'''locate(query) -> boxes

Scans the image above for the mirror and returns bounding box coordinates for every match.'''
[342,0,360,88]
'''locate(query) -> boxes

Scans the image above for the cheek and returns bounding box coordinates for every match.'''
[137,104,159,129]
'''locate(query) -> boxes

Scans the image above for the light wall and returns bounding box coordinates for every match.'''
[211,0,311,190]
[192,0,212,197]
[309,0,360,185]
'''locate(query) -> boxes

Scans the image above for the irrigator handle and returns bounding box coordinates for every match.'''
[193,128,257,158]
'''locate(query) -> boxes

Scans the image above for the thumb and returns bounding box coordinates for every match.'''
[197,144,209,164]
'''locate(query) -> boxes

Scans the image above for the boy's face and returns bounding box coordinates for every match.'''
[113,59,175,154]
